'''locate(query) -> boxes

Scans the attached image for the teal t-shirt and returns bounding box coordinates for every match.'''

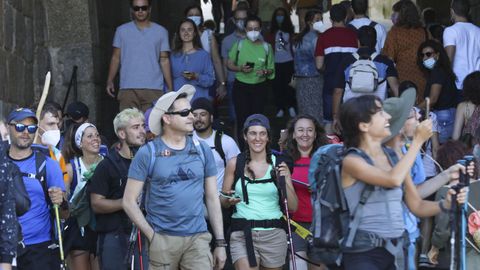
[228,39,275,84]
[232,155,282,229]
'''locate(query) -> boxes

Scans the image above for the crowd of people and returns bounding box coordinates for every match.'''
[2,0,480,270]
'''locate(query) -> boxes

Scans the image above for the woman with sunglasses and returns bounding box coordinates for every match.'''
[339,95,467,269]
[416,40,457,143]
[285,114,329,270]
[221,114,298,270]
[62,123,103,270]
[170,18,215,101]
[184,5,227,100]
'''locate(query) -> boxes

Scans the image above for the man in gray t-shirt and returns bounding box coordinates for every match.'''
[106,0,173,112]
[123,85,226,269]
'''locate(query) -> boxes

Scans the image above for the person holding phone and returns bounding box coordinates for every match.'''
[227,15,275,150]
[170,18,215,101]
[221,114,297,270]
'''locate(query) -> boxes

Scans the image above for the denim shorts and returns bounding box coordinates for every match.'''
[434,108,456,143]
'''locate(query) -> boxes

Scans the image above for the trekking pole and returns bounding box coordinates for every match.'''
[279,175,297,270]
[449,192,458,270]
[53,204,66,269]
[137,230,144,270]
[460,156,474,270]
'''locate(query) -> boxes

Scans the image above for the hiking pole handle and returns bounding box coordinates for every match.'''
[53,204,66,269]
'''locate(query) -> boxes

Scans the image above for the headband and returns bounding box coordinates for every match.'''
[75,123,96,148]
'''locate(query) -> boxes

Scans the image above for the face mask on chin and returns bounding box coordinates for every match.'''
[41,129,61,147]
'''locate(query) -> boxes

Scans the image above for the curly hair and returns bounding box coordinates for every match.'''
[462,71,480,105]
[416,40,456,82]
[436,140,469,170]
[285,114,329,161]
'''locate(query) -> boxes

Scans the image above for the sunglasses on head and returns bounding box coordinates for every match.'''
[421,52,434,58]
[132,5,149,11]
[165,108,193,117]
[9,123,38,133]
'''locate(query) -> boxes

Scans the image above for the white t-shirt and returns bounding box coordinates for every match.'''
[443,22,480,89]
[349,18,387,53]
[193,130,240,191]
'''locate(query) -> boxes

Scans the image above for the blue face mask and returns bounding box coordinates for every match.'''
[276,15,285,25]
[188,16,202,26]
[423,57,436,70]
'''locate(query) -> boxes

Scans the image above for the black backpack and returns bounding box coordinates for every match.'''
[307,144,397,265]
[347,21,378,32]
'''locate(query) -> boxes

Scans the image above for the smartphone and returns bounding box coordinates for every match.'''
[245,62,255,69]
[425,97,430,120]
[220,192,240,200]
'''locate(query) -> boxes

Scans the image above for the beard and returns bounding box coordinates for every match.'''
[194,121,211,133]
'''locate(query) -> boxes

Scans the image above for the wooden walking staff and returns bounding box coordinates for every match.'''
[35,72,67,269]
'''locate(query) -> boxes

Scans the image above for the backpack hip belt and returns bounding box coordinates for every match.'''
[343,230,407,270]
[231,218,286,267]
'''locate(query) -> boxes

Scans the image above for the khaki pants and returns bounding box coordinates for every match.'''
[148,232,212,270]
[118,89,163,112]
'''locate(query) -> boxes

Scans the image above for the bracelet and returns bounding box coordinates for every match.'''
[215,239,228,247]
[439,199,448,213]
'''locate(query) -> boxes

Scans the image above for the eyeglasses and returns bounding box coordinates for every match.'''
[421,51,434,58]
[165,109,193,117]
[9,123,38,133]
[132,5,149,12]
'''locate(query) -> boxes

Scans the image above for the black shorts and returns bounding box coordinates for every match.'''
[16,241,61,270]
[63,217,97,254]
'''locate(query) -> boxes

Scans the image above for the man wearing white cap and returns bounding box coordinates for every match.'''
[123,85,227,269]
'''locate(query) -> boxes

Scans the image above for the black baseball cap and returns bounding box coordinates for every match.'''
[66,101,89,121]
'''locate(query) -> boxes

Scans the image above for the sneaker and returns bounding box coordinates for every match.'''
[288,107,296,117]
[276,110,284,118]
[418,254,435,268]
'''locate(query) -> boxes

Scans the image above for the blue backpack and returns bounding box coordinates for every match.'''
[307,144,397,265]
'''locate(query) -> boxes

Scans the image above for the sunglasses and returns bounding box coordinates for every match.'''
[165,109,193,117]
[421,51,434,58]
[9,123,38,134]
[132,5,149,11]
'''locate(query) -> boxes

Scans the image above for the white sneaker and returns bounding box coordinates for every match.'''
[276,110,284,118]
[288,107,296,117]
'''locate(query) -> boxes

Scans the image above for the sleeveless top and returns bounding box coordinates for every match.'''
[463,104,480,136]
[344,153,405,239]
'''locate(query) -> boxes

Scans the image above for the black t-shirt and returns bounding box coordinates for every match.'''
[88,149,131,233]
[424,67,457,110]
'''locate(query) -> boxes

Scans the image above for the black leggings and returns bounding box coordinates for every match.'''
[233,79,268,150]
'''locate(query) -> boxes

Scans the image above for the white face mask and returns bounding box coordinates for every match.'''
[41,129,61,147]
[246,30,260,42]
[423,57,436,70]
[312,21,326,33]
[188,16,202,26]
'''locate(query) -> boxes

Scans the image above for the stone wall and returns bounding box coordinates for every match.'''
[0,0,49,117]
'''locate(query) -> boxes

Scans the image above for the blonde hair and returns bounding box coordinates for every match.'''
[113,108,145,137]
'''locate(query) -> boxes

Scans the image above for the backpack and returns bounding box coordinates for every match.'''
[234,39,270,67]
[143,137,206,211]
[212,119,226,166]
[307,144,397,265]
[347,21,378,32]
[348,52,384,94]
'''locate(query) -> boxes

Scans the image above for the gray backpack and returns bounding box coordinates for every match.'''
[348,52,380,93]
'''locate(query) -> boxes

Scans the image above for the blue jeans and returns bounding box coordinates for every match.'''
[434,108,456,143]
[227,80,236,122]
[97,230,148,270]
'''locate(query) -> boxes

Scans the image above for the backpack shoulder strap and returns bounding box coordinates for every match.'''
[192,137,206,166]
[347,23,357,30]
[235,39,243,65]
[369,52,379,60]
[352,53,360,60]
[33,151,50,205]
[214,130,226,167]
[233,152,247,202]
[104,151,128,179]
[344,148,375,247]
[146,141,156,181]
[368,21,378,28]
